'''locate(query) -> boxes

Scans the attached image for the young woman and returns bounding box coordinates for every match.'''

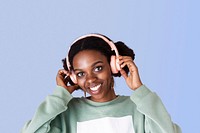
[21,34,181,133]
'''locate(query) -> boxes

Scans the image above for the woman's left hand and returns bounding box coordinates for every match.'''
[117,56,143,91]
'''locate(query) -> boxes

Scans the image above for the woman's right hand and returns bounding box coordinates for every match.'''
[56,69,79,94]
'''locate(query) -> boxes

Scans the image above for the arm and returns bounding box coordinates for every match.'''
[21,86,73,133]
[118,56,181,133]
[21,69,78,133]
[130,85,181,133]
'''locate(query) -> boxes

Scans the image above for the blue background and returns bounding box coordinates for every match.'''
[0,0,199,132]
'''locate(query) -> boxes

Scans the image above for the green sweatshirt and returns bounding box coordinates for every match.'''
[21,85,181,133]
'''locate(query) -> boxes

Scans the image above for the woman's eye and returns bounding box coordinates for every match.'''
[77,72,84,77]
[94,66,102,72]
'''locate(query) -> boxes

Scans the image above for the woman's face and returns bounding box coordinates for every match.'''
[72,50,116,102]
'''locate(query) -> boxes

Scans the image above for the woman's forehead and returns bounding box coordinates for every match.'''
[72,50,108,69]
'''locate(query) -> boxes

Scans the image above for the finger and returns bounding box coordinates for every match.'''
[120,57,133,63]
[128,62,139,75]
[120,61,133,68]
[120,69,128,79]
[119,58,134,68]
[117,55,132,61]
[117,56,132,65]
[58,69,70,77]
[117,56,138,73]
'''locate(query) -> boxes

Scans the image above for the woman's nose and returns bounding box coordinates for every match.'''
[86,73,97,83]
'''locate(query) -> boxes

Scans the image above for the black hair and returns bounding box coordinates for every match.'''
[62,34,135,78]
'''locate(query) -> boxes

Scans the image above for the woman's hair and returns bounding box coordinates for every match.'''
[62,34,135,77]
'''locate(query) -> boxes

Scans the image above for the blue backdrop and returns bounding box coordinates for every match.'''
[0,0,199,132]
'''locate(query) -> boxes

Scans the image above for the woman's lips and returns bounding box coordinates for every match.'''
[89,84,101,94]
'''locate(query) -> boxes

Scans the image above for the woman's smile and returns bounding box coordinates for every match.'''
[89,83,101,92]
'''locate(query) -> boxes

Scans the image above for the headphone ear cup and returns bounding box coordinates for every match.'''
[110,55,120,74]
[70,72,77,84]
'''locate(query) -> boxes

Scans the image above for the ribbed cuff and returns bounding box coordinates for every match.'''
[130,85,151,104]
[53,86,73,105]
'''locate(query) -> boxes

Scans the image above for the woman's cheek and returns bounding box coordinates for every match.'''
[77,79,85,90]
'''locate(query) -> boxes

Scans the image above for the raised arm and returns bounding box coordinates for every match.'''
[118,56,181,133]
[21,69,79,133]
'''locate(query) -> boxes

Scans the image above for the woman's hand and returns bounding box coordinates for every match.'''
[56,69,79,94]
[117,56,143,90]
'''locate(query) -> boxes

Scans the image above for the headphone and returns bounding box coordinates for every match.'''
[66,33,121,84]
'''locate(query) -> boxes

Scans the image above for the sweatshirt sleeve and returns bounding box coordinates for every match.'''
[130,85,182,133]
[21,86,73,133]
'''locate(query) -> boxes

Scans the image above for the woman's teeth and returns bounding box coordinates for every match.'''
[90,84,101,91]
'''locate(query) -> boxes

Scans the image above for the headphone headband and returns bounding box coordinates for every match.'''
[66,33,119,71]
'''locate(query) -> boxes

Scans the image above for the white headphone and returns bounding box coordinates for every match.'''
[66,33,121,84]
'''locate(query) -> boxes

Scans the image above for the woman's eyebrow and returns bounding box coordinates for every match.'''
[73,60,103,72]
[91,60,103,67]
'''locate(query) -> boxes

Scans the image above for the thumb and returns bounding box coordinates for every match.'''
[66,84,80,94]
[120,69,128,79]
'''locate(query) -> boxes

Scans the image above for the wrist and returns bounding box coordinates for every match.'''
[131,82,143,91]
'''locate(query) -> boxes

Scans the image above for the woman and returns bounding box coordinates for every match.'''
[21,34,181,133]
